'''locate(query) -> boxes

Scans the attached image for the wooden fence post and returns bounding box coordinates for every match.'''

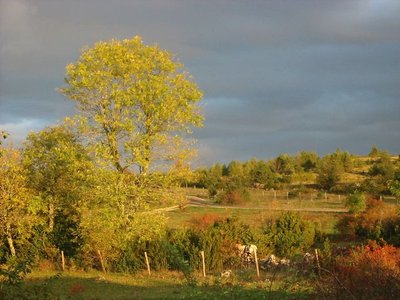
[254,249,260,278]
[97,250,106,273]
[314,249,321,278]
[200,251,206,277]
[144,252,151,275]
[61,250,65,271]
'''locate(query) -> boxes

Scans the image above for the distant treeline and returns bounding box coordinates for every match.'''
[185,147,399,203]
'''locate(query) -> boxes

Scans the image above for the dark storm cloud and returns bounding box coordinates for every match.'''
[1,0,399,165]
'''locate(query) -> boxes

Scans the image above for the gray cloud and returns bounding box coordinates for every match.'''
[1,0,399,165]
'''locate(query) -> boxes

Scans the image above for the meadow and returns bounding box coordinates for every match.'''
[5,269,314,299]
[166,188,347,236]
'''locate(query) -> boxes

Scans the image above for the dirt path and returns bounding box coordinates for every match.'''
[154,196,348,213]
[183,196,348,213]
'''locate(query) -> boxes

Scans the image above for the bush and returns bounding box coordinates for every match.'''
[175,217,257,271]
[190,213,223,229]
[345,192,366,214]
[319,242,400,299]
[356,199,400,244]
[263,212,316,257]
[0,256,32,286]
[109,217,260,276]
[335,215,358,240]
[330,183,359,194]
[112,237,181,273]
[217,187,250,205]
[337,199,400,245]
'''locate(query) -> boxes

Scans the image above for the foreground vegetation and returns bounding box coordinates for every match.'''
[2,202,400,299]
[1,270,314,300]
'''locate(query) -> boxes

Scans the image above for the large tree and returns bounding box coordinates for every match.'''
[23,126,93,233]
[60,36,203,174]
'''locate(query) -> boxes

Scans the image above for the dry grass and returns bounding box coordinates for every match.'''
[166,206,341,234]
[165,187,347,233]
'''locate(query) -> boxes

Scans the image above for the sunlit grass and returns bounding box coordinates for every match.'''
[165,206,341,234]
[6,269,314,299]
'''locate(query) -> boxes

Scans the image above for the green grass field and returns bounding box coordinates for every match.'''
[166,206,341,235]
[3,269,313,300]
[166,187,347,235]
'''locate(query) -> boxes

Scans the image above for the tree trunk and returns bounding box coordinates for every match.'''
[49,201,55,231]
[6,224,16,257]
[7,236,16,257]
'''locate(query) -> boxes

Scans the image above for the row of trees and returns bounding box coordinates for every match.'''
[191,148,399,199]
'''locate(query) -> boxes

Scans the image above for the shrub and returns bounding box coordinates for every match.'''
[356,199,399,244]
[217,187,250,205]
[207,185,218,198]
[319,238,333,267]
[335,215,358,240]
[220,188,249,205]
[320,242,400,299]
[330,183,359,194]
[190,213,223,229]
[112,237,178,273]
[263,212,316,257]
[345,192,366,214]
[337,198,400,245]
[172,217,257,271]
[0,256,32,285]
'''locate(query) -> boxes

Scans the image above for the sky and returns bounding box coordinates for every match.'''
[1,0,399,166]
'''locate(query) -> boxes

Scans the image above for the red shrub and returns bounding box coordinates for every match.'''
[190,213,223,229]
[218,188,249,205]
[358,199,398,233]
[336,198,400,243]
[326,242,400,299]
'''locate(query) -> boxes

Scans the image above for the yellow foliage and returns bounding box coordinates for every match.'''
[60,36,203,174]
